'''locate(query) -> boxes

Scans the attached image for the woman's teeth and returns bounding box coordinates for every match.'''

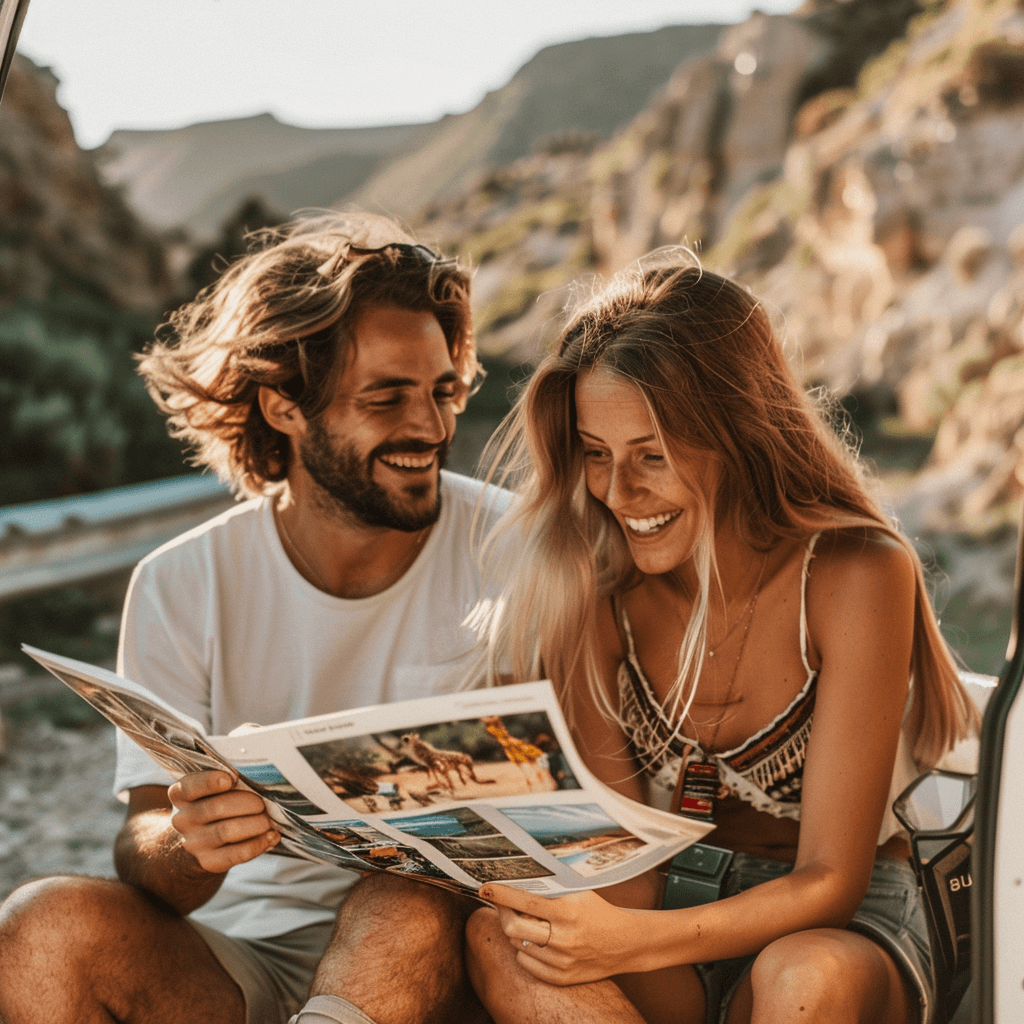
[624,510,681,535]
[380,453,434,470]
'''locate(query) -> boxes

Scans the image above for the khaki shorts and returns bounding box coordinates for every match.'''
[191,919,335,1024]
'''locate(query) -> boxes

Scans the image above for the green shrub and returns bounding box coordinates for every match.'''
[0,303,186,504]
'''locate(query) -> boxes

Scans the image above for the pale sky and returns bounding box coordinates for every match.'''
[18,0,804,149]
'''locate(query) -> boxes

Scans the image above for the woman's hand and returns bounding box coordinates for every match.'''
[478,883,649,985]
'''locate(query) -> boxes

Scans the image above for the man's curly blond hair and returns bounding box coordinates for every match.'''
[138,212,477,497]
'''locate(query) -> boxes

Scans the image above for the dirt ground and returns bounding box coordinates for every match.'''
[0,718,123,900]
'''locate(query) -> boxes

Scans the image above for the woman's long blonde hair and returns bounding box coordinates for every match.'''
[478,254,977,767]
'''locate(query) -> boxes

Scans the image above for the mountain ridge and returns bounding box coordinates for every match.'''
[99,24,723,236]
[101,113,434,234]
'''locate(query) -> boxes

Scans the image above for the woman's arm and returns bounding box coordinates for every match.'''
[791,530,916,910]
[484,531,917,984]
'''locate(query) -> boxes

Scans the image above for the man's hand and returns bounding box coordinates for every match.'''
[168,771,280,874]
[115,774,277,917]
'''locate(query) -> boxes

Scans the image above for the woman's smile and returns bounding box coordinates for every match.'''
[575,367,713,575]
[622,509,682,535]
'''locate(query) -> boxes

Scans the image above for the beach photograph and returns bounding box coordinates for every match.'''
[501,803,649,877]
[388,807,554,883]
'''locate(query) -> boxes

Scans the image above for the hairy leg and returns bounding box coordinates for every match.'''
[309,874,485,1024]
[0,876,245,1024]
[465,906,669,1024]
[748,928,916,1024]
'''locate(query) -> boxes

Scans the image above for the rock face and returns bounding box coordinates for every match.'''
[703,0,1024,528]
[0,56,184,503]
[422,0,1024,532]
[0,56,171,313]
[588,14,834,272]
[420,141,597,364]
[354,25,722,221]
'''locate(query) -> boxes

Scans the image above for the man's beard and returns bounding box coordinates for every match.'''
[299,418,446,532]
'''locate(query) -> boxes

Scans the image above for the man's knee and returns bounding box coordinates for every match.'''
[336,874,472,949]
[316,875,473,991]
[1,876,120,954]
[0,875,246,1024]
[312,876,480,1023]
[0,875,147,1005]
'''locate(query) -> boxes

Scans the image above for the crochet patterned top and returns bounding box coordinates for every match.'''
[617,534,919,843]
[618,535,818,821]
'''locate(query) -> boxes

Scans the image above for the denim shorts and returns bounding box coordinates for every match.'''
[692,854,935,1024]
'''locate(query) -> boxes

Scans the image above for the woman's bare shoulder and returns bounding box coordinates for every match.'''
[808,528,916,587]
[804,528,917,650]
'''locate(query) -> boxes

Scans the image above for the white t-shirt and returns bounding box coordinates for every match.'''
[114,470,510,940]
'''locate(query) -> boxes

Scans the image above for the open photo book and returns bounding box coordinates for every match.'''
[22,644,712,899]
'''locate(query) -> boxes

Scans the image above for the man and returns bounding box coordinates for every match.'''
[0,213,508,1024]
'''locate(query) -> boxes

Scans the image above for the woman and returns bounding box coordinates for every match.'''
[466,255,977,1024]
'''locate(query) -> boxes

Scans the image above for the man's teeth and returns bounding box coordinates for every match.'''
[380,453,434,469]
[624,511,681,535]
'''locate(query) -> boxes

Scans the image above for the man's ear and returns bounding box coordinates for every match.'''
[259,386,307,437]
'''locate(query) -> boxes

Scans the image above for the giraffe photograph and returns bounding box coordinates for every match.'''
[295,711,581,813]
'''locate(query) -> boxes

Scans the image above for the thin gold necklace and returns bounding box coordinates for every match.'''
[698,552,768,731]
[275,503,430,596]
[675,552,768,822]
[706,611,747,660]
[672,566,756,660]
[275,504,332,593]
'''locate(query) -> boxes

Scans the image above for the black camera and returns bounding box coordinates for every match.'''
[661,842,735,910]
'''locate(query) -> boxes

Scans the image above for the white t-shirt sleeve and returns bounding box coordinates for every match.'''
[112,556,212,798]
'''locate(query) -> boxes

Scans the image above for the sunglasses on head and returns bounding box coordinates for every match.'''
[346,242,449,265]
[269,241,457,399]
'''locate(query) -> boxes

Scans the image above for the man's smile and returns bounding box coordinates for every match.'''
[379,452,436,471]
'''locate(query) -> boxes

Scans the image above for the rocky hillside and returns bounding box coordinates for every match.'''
[416,0,1024,537]
[0,57,171,314]
[352,25,722,219]
[0,55,185,503]
[402,0,1024,671]
[700,0,1024,533]
[99,24,722,238]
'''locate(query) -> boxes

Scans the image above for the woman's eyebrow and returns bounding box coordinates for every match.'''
[578,428,657,446]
